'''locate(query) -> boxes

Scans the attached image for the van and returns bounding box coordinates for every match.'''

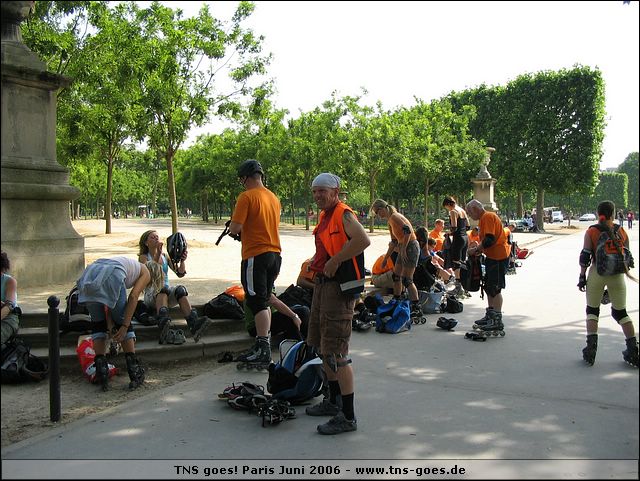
[551,211,564,223]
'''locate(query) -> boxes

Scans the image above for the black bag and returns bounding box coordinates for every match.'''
[203,293,245,320]
[462,254,484,293]
[59,284,92,334]
[413,261,437,291]
[277,284,313,308]
[1,338,48,384]
[443,294,464,313]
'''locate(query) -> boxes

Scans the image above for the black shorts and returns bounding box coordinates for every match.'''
[449,232,468,265]
[484,257,508,294]
[241,251,282,315]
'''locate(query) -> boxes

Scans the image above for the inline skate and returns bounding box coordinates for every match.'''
[622,337,639,367]
[582,334,598,366]
[236,340,271,371]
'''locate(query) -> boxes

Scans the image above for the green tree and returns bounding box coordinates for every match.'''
[617,152,639,212]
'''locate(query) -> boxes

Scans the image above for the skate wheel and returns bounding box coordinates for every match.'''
[499,331,505,337]
[420,317,427,325]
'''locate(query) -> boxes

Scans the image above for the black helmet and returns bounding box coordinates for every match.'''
[166,232,187,265]
[237,159,264,178]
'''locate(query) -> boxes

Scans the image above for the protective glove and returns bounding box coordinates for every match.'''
[577,274,587,291]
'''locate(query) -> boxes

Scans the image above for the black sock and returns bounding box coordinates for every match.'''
[328,380,341,405]
[341,393,355,421]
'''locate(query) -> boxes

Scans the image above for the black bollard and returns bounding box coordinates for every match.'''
[47,295,61,422]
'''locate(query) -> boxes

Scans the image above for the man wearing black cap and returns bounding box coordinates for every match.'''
[305,172,370,434]
[229,159,282,368]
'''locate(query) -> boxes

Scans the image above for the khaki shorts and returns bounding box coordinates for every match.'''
[307,277,355,356]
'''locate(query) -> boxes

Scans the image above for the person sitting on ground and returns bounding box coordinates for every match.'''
[467,226,480,246]
[138,230,205,345]
[370,253,395,293]
[1,251,20,346]
[76,256,164,390]
[296,257,317,291]
[425,238,456,283]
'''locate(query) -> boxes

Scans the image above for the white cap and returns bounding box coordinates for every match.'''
[312,173,341,189]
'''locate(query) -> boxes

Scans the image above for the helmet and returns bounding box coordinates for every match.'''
[237,159,264,178]
[166,232,187,265]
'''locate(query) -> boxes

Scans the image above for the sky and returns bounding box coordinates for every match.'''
[153,1,639,170]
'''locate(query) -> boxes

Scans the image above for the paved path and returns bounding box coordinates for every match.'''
[2,220,638,479]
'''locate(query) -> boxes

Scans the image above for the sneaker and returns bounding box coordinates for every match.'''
[305,398,340,417]
[317,412,357,435]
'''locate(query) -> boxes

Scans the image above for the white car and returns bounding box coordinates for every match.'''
[579,213,597,222]
[551,211,564,223]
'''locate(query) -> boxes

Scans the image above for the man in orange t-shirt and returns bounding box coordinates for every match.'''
[466,199,510,336]
[297,257,317,290]
[229,159,282,367]
[429,219,446,253]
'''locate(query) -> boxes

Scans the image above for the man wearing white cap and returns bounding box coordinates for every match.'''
[305,172,370,434]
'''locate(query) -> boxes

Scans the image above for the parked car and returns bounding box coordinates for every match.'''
[579,213,597,222]
[551,211,564,223]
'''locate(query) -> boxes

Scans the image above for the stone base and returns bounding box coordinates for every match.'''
[1,197,84,287]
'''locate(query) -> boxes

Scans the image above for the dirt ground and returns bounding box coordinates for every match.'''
[1,217,565,448]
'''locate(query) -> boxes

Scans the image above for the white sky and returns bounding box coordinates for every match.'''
[156,1,639,170]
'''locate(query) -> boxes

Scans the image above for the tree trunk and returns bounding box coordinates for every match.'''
[423,181,430,228]
[105,156,113,234]
[166,150,179,234]
[517,192,524,218]
[369,172,376,233]
[536,187,545,231]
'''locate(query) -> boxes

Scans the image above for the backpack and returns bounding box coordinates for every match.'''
[413,260,437,291]
[267,340,324,405]
[418,289,445,314]
[277,284,313,308]
[59,284,92,334]
[462,254,484,293]
[375,298,412,334]
[1,338,48,384]
[203,293,245,320]
[593,224,633,276]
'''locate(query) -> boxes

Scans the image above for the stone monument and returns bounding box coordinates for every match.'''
[1,1,85,287]
[471,147,498,212]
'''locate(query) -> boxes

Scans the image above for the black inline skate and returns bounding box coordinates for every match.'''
[622,337,639,368]
[94,354,109,391]
[157,307,172,345]
[477,310,505,338]
[125,352,145,389]
[410,301,426,325]
[236,340,271,371]
[472,308,494,330]
[582,334,598,366]
[187,309,212,343]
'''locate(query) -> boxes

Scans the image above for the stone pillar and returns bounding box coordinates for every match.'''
[1,1,84,287]
[471,147,498,213]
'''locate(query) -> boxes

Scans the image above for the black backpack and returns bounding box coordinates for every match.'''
[203,293,245,320]
[443,294,464,313]
[462,254,484,293]
[59,284,92,334]
[1,338,48,384]
[277,284,313,308]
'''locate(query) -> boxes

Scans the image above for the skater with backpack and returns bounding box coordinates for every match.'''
[577,200,638,367]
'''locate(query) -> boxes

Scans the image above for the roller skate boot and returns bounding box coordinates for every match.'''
[477,310,505,337]
[236,340,271,371]
[410,301,426,325]
[125,352,145,389]
[473,308,495,330]
[157,307,172,344]
[187,309,212,343]
[622,337,639,368]
[582,334,598,366]
[93,354,109,391]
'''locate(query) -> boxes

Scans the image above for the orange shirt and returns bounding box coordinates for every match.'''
[429,229,445,252]
[467,229,480,245]
[479,212,510,260]
[231,186,281,260]
[298,258,316,283]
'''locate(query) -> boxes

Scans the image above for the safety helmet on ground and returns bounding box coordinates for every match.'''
[237,159,264,178]
[166,232,187,265]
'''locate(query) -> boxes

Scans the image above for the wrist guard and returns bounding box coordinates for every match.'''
[577,274,587,291]
[579,249,592,268]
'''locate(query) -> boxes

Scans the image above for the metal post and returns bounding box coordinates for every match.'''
[47,295,60,422]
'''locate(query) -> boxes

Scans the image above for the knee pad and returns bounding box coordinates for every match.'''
[586,305,600,321]
[174,285,188,301]
[484,284,501,298]
[158,287,171,297]
[401,277,414,288]
[392,273,401,282]
[611,307,629,324]
[246,296,268,316]
[336,354,352,368]
[321,353,338,373]
[91,320,108,337]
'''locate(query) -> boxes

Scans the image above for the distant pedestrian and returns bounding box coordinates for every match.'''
[627,211,633,229]
[577,200,638,367]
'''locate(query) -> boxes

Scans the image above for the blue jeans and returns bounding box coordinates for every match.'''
[86,284,135,341]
